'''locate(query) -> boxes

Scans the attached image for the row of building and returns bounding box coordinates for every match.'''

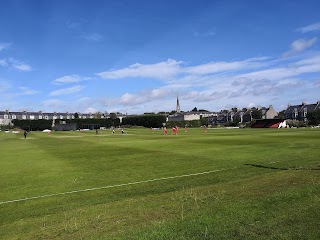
[168,97,320,124]
[0,111,118,125]
[167,105,279,124]
[1,101,320,126]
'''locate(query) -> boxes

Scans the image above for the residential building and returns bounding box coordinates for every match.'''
[260,105,278,119]
[284,101,320,121]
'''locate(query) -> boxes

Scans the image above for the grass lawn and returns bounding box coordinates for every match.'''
[0,128,319,239]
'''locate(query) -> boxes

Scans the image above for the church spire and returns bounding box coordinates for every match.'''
[176,93,180,113]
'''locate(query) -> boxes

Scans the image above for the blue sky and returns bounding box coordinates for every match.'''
[1,0,320,114]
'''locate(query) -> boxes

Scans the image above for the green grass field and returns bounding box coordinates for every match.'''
[0,128,319,239]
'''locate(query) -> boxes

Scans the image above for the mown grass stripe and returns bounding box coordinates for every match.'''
[0,167,237,205]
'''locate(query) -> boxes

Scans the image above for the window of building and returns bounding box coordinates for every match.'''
[22,115,27,119]
[39,115,43,119]
[4,114,8,119]
[45,115,49,120]
[30,115,35,120]
[60,115,64,119]
[12,115,16,119]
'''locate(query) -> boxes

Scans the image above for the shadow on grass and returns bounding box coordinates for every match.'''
[244,164,320,171]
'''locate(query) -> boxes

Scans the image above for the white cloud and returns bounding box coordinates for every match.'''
[149,88,170,98]
[0,42,11,52]
[0,58,32,71]
[183,91,200,99]
[14,64,32,71]
[52,75,92,84]
[0,84,39,97]
[239,67,297,81]
[0,59,8,67]
[53,75,81,84]
[109,87,175,107]
[232,78,254,86]
[237,54,320,81]
[193,91,230,102]
[97,59,182,80]
[49,85,84,96]
[193,30,216,37]
[294,55,320,66]
[42,99,67,109]
[73,97,100,112]
[283,38,317,57]
[0,81,11,92]
[241,79,301,97]
[93,52,320,112]
[9,58,32,71]
[84,107,98,113]
[185,61,245,75]
[18,87,39,95]
[66,21,83,30]
[83,33,103,42]
[18,50,320,114]
[97,57,271,81]
[65,20,103,42]
[297,22,320,33]
[247,102,256,108]
[184,59,264,75]
[293,55,320,74]
[117,93,148,106]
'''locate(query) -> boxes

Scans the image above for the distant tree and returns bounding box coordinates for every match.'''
[12,119,52,131]
[94,112,102,119]
[191,107,198,112]
[307,109,320,125]
[251,109,262,120]
[242,108,248,112]
[169,110,177,115]
[200,117,208,125]
[286,119,307,128]
[231,107,238,112]
[144,112,155,115]
[278,110,285,119]
[74,112,79,119]
[166,120,202,128]
[122,115,166,128]
[198,109,209,112]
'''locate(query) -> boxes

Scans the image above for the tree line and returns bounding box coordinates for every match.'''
[11,115,166,130]
[11,118,120,131]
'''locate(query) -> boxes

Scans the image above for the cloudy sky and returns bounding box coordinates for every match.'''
[1,0,320,114]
